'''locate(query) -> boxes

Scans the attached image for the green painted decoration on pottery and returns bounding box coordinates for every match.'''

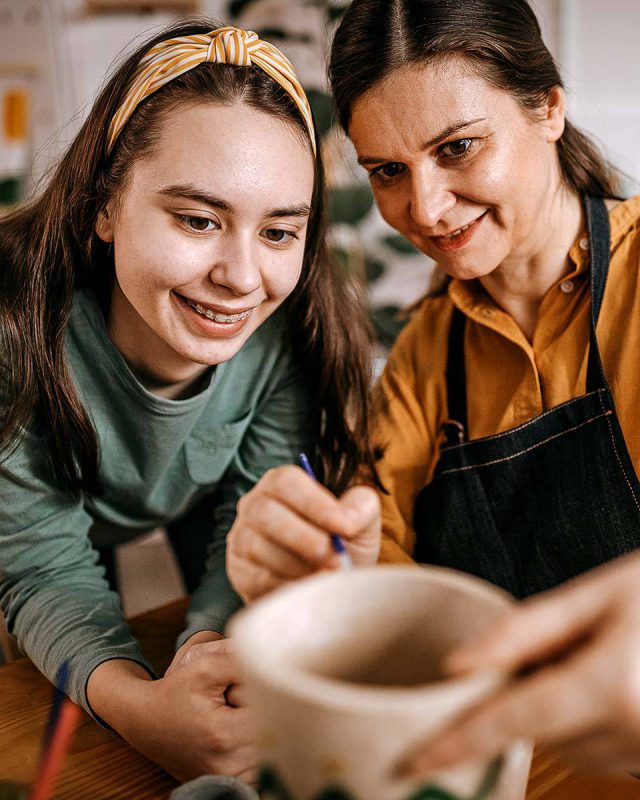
[406,788,458,800]
[258,765,294,800]
[258,757,502,800]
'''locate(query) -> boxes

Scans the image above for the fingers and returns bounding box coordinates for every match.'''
[445,571,615,677]
[226,554,289,602]
[258,466,357,537]
[227,468,382,600]
[235,493,335,568]
[400,651,606,778]
[186,647,244,690]
[337,485,381,565]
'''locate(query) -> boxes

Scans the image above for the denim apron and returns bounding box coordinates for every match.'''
[413,196,640,598]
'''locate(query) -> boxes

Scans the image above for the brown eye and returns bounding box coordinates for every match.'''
[177,214,216,232]
[263,228,296,244]
[441,138,473,158]
[185,216,213,231]
[378,162,405,179]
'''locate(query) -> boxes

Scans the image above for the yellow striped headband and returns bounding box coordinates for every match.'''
[107,26,316,156]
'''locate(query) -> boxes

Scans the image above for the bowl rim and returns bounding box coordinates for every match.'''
[229,564,513,713]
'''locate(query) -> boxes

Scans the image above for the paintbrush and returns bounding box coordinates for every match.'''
[299,452,352,569]
[28,662,81,800]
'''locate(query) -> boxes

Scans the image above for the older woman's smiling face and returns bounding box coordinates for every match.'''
[348,57,566,281]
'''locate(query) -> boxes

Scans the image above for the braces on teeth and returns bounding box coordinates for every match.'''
[188,301,250,323]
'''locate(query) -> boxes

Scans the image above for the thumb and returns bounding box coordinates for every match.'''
[338,485,380,538]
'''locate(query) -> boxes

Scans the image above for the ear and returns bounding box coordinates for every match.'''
[540,86,566,143]
[95,204,114,243]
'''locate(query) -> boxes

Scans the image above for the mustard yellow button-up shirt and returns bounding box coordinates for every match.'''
[375,195,640,564]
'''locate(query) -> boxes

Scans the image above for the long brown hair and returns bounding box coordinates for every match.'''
[330,0,620,297]
[0,19,375,497]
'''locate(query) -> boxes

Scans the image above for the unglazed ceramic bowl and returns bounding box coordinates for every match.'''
[230,565,532,800]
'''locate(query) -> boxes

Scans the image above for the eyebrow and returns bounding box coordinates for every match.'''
[157,184,311,218]
[357,117,487,165]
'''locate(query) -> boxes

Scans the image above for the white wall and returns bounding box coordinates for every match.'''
[537,0,640,193]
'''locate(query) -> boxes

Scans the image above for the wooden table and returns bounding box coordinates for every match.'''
[1,599,639,799]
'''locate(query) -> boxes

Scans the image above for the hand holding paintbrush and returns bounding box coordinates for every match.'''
[226,456,381,603]
[298,453,353,570]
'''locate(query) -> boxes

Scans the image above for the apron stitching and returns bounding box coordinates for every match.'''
[598,391,640,513]
[437,410,613,476]
[441,390,608,452]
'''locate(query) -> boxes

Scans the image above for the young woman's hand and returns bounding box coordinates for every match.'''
[87,642,256,783]
[166,629,226,675]
[398,551,640,778]
[226,465,381,602]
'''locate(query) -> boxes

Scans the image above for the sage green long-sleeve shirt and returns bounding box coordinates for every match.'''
[0,289,315,713]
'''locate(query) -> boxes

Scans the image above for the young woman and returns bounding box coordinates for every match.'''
[226,0,640,770]
[0,21,376,781]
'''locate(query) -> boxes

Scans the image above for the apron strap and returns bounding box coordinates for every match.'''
[444,307,467,445]
[443,195,612,443]
[584,194,612,392]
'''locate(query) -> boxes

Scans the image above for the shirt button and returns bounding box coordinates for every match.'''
[481,306,493,317]
[560,280,575,293]
[579,237,589,250]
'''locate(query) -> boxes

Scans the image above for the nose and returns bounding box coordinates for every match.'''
[409,170,456,231]
[208,232,261,296]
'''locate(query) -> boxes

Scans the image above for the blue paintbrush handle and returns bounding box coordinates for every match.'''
[298,453,352,568]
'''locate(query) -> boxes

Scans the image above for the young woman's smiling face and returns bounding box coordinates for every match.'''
[96,101,314,388]
[348,57,566,281]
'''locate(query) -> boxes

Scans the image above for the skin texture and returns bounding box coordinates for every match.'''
[399,550,640,777]
[88,99,315,781]
[348,57,584,340]
[96,102,314,398]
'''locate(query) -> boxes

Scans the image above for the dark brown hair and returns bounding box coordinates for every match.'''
[329,0,619,201]
[0,19,375,496]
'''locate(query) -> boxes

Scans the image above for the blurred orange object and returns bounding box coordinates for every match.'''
[4,89,28,142]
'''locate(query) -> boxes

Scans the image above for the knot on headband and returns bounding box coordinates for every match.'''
[107,26,316,156]
[205,26,257,65]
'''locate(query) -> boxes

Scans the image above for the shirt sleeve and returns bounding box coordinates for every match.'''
[0,427,154,716]
[372,320,439,565]
[177,345,316,648]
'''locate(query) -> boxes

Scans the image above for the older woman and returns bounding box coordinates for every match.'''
[326,0,640,598]
[227,0,640,773]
